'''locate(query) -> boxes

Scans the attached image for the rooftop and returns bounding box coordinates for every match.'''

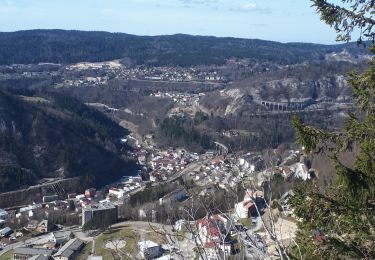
[83,203,116,211]
[28,255,49,260]
[54,238,84,258]
[52,230,72,239]
[14,247,54,256]
[137,240,160,249]
[88,256,103,260]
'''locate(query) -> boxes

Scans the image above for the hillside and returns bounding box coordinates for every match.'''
[0,29,369,66]
[0,90,137,193]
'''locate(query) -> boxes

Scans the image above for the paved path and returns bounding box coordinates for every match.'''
[0,233,51,257]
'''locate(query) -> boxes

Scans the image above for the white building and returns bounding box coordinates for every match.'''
[82,204,118,228]
[159,188,187,206]
[234,200,254,219]
[0,209,8,220]
[128,175,143,183]
[234,189,264,219]
[108,188,125,199]
[289,163,310,180]
[195,214,232,259]
[173,219,186,232]
[49,231,72,244]
[137,240,162,259]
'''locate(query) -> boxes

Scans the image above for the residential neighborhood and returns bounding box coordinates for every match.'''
[0,135,310,259]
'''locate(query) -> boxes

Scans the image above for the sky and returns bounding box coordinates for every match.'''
[0,0,341,44]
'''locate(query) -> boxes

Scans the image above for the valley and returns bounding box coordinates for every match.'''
[0,29,372,260]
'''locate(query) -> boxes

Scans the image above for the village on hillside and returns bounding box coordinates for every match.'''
[0,128,318,260]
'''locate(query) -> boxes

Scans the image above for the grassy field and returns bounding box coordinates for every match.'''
[77,241,92,260]
[177,227,186,241]
[241,218,253,229]
[77,223,167,260]
[0,250,14,260]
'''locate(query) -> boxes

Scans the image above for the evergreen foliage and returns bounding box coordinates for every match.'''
[129,183,177,207]
[0,90,137,192]
[312,0,375,42]
[158,116,211,152]
[290,2,375,257]
[0,29,368,66]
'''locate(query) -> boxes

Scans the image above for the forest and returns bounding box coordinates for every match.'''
[0,29,369,66]
[0,89,138,192]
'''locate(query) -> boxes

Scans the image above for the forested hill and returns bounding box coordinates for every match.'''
[0,29,368,66]
[0,89,137,193]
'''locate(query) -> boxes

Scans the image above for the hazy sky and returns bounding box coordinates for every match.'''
[0,0,341,44]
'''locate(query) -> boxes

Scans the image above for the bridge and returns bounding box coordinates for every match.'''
[243,103,353,118]
[260,99,313,111]
[213,141,229,156]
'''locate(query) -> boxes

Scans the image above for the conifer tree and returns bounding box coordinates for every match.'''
[290,1,375,258]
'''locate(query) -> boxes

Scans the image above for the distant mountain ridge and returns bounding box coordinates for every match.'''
[0,29,369,66]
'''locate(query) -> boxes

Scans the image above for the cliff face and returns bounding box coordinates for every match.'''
[200,61,361,116]
[0,91,137,193]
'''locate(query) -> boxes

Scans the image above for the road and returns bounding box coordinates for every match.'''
[0,233,52,257]
[0,158,208,258]
[0,225,93,257]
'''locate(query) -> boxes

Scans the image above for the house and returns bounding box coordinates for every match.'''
[13,247,53,260]
[234,200,255,219]
[128,175,143,183]
[289,163,310,180]
[27,220,39,230]
[173,219,186,232]
[29,255,50,260]
[53,238,84,260]
[37,220,52,233]
[42,195,59,203]
[85,188,96,198]
[149,171,160,182]
[19,204,42,214]
[108,188,125,199]
[49,231,72,244]
[82,204,118,228]
[15,231,24,238]
[137,240,162,259]
[1,227,13,237]
[87,256,103,260]
[155,255,172,260]
[195,215,232,259]
[0,209,9,220]
[244,189,264,200]
[235,189,266,219]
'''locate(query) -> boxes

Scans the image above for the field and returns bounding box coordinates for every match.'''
[0,250,14,260]
[76,242,92,260]
[77,222,168,259]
